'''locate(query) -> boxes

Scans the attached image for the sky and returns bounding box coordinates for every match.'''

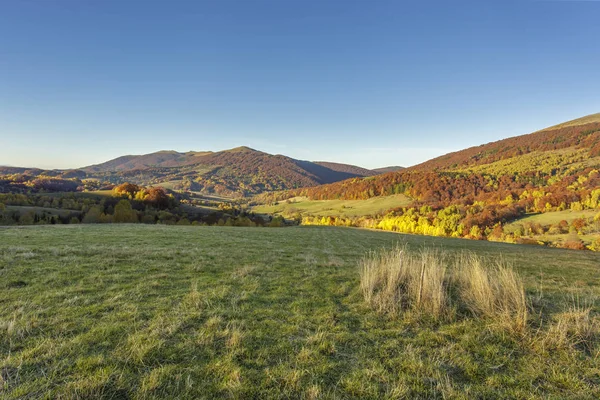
[1,0,600,170]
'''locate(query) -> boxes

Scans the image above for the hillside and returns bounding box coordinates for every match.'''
[542,112,600,130]
[258,113,600,249]
[312,161,375,177]
[372,166,405,174]
[84,150,216,172]
[272,112,600,202]
[79,146,381,197]
[410,112,600,172]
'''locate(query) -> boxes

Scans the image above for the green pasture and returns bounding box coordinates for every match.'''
[0,225,599,399]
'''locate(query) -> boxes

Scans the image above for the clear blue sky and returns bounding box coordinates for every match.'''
[1,0,599,169]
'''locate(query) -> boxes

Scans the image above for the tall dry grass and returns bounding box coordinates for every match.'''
[360,246,527,329]
[457,253,528,333]
[539,299,600,355]
[360,247,449,320]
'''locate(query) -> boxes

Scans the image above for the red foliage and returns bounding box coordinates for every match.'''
[411,122,600,171]
[145,187,171,209]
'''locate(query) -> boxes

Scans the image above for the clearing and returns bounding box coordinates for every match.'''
[252,194,412,218]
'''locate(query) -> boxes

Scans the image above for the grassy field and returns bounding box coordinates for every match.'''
[504,210,600,247]
[507,210,598,226]
[1,225,599,399]
[252,194,412,218]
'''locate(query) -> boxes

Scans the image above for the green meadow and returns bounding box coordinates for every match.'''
[507,209,598,226]
[1,225,599,399]
[252,194,412,218]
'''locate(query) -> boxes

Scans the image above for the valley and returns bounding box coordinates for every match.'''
[3,3,599,398]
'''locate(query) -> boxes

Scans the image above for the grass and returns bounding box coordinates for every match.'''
[507,210,598,227]
[1,225,600,398]
[360,247,528,331]
[252,194,412,218]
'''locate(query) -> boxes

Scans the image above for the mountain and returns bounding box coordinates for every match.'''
[80,146,382,197]
[312,162,376,177]
[410,112,600,173]
[83,150,213,172]
[268,112,600,203]
[257,113,600,247]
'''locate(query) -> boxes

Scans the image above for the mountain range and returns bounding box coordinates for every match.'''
[2,113,599,199]
[79,146,401,196]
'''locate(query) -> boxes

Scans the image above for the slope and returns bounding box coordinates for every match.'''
[256,112,600,248]
[410,112,600,172]
[79,146,381,197]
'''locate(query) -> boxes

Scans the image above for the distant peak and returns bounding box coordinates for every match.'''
[226,146,261,153]
[155,150,180,154]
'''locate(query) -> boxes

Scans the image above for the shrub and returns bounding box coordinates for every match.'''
[562,236,586,250]
[588,238,600,252]
[114,200,138,223]
[82,206,103,224]
[269,216,286,228]
[19,211,35,225]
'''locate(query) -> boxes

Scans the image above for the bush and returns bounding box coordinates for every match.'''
[562,236,586,250]
[82,206,103,224]
[588,238,600,252]
[269,216,286,227]
[113,200,138,223]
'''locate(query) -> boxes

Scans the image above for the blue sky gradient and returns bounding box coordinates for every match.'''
[1,0,599,169]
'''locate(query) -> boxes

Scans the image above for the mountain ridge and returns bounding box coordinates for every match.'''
[264,111,600,203]
[73,146,389,197]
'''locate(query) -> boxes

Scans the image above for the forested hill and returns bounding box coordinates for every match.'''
[256,113,600,247]
[2,147,386,197]
[259,112,600,210]
[79,146,380,196]
[410,113,600,172]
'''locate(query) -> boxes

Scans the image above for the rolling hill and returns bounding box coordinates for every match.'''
[80,146,380,197]
[1,147,385,197]
[275,112,600,201]
[410,112,600,173]
[257,112,600,248]
[372,166,405,174]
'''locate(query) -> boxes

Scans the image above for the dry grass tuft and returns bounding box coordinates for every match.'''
[360,246,527,329]
[457,253,527,333]
[540,300,600,355]
[360,247,450,320]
